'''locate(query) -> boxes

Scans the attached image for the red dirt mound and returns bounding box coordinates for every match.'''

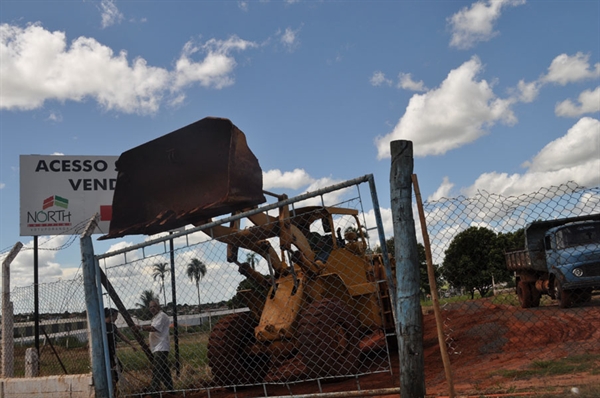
[166,298,600,397]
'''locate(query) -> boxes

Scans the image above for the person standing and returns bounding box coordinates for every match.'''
[137,300,173,392]
[104,308,136,394]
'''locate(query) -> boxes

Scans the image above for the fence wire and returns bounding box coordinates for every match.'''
[6,276,90,377]
[96,179,396,396]
[421,181,600,389]
[2,180,599,397]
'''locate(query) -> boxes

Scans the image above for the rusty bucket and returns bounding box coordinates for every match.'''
[100,117,265,239]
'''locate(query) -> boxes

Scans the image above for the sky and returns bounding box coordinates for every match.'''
[1,0,599,298]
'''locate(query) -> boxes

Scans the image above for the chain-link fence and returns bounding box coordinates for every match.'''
[1,229,90,379]
[421,181,600,393]
[5,277,90,377]
[3,180,599,396]
[96,177,396,396]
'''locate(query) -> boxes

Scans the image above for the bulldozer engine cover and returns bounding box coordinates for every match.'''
[101,117,265,239]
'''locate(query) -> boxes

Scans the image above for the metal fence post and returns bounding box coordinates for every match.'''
[2,242,23,377]
[390,140,425,397]
[80,215,110,398]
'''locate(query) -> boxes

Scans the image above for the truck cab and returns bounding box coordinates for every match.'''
[544,220,600,306]
[505,214,600,308]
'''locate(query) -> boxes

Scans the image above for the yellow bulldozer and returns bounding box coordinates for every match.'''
[102,117,396,385]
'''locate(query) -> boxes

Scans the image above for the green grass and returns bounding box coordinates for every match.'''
[421,288,560,309]
[507,384,600,398]
[12,342,91,376]
[116,330,212,394]
[496,354,600,379]
[117,330,210,373]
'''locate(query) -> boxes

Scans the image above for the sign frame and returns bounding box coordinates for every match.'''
[19,155,118,236]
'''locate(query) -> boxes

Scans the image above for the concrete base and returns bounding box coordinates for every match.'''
[0,374,94,398]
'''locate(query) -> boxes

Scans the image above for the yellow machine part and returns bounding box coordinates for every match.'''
[256,271,306,342]
[321,249,384,330]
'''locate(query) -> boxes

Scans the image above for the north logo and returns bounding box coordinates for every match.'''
[27,195,72,229]
[43,195,69,210]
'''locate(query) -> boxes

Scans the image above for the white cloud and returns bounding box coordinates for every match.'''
[515,79,540,103]
[397,73,427,92]
[542,52,600,86]
[448,0,525,50]
[370,71,392,87]
[1,236,77,288]
[375,56,516,159]
[100,0,124,29]
[296,177,350,207]
[523,117,599,173]
[263,168,314,190]
[362,207,394,247]
[555,86,600,117]
[428,177,455,201]
[278,26,301,52]
[46,111,63,122]
[461,117,600,197]
[0,182,5,189]
[511,53,599,106]
[172,36,257,92]
[238,1,249,11]
[0,23,257,114]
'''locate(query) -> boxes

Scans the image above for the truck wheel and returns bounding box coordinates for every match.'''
[517,281,536,308]
[208,312,270,386]
[531,287,541,307]
[556,280,573,308]
[297,298,361,378]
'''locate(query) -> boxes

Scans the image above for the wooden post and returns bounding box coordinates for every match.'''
[390,140,425,397]
[412,174,456,398]
[2,242,22,377]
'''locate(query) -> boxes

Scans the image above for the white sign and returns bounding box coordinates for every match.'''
[20,155,119,236]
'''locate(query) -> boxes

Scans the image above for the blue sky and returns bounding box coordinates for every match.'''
[1,0,599,289]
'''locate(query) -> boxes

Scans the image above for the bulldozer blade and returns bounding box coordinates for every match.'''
[100,117,265,239]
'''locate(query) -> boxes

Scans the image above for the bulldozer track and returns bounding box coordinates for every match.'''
[296,298,362,378]
[207,312,270,386]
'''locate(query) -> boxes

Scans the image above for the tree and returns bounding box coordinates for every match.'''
[136,290,159,320]
[228,273,270,310]
[440,226,512,299]
[375,237,441,296]
[152,262,170,308]
[246,252,258,270]
[187,258,207,312]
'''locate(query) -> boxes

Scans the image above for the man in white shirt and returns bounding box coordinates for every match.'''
[138,300,173,391]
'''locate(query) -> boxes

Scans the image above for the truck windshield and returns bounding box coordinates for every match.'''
[555,222,600,249]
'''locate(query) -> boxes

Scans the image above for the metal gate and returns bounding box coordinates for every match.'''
[92,175,398,397]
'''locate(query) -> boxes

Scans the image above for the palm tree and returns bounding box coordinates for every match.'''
[137,290,159,308]
[345,225,369,240]
[186,258,207,313]
[136,290,159,320]
[152,262,170,308]
[246,252,258,270]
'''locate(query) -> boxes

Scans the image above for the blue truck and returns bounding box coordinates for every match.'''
[505,214,600,308]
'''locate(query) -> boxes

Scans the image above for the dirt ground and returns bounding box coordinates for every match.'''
[160,297,600,398]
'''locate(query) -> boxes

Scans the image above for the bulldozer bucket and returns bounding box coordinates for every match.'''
[100,117,265,239]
